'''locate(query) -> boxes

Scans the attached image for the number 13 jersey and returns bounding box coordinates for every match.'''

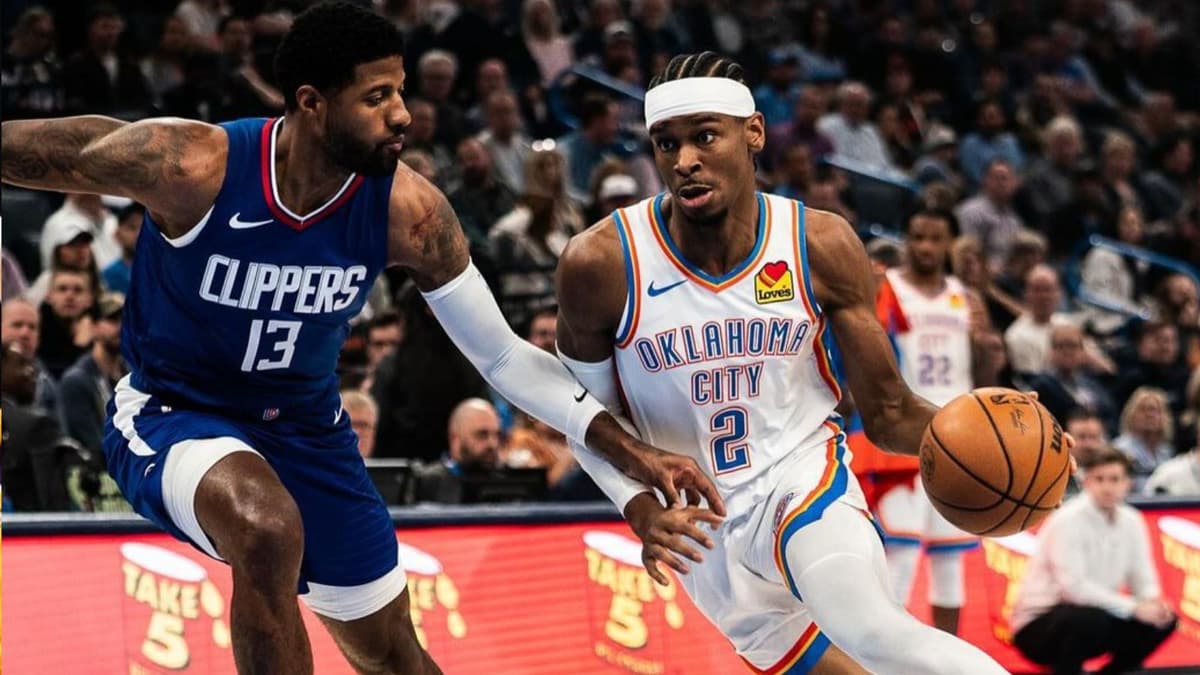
[124,117,391,420]
[611,193,843,514]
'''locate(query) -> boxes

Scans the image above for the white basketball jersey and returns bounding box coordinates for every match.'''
[611,193,842,513]
[882,268,973,406]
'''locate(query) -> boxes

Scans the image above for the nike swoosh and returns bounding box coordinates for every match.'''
[574,387,589,403]
[647,279,687,297]
[334,406,343,424]
[229,213,274,229]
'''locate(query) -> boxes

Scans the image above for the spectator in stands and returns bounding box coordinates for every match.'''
[1114,321,1190,421]
[573,0,624,61]
[1131,92,1183,159]
[216,15,284,117]
[341,389,379,460]
[27,219,97,308]
[524,306,557,353]
[1114,386,1176,479]
[38,268,95,380]
[40,192,119,278]
[477,90,530,192]
[765,87,834,175]
[1016,115,1083,232]
[399,148,440,186]
[520,0,574,86]
[490,145,583,328]
[0,340,77,511]
[448,137,517,245]
[629,0,689,77]
[1004,265,1069,375]
[1098,131,1145,228]
[371,282,489,462]
[753,49,803,128]
[1144,443,1200,496]
[1176,368,1200,456]
[463,58,510,130]
[1149,274,1200,369]
[418,50,467,147]
[913,127,962,191]
[955,158,1026,273]
[772,144,814,201]
[174,0,226,49]
[959,100,1025,188]
[1141,134,1194,223]
[592,173,640,222]
[61,4,151,117]
[404,98,454,184]
[101,203,142,295]
[141,15,190,108]
[1,297,58,412]
[361,309,403,393]
[1080,205,1154,334]
[58,293,125,457]
[793,2,846,82]
[503,410,577,485]
[1012,450,1175,675]
[873,101,917,170]
[1023,323,1116,426]
[412,398,506,503]
[817,81,894,172]
[557,94,623,201]
[994,229,1047,304]
[1065,410,1109,494]
[1,6,64,119]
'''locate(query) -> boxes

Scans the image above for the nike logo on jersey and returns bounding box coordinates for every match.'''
[647,279,686,297]
[229,213,274,229]
[573,386,589,403]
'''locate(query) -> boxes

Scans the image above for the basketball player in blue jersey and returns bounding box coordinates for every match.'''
[554,52,1012,674]
[0,5,724,674]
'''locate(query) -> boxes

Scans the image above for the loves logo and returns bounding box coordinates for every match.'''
[754,260,795,305]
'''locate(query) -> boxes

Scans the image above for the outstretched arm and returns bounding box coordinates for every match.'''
[386,167,721,501]
[1,116,226,236]
[807,209,937,455]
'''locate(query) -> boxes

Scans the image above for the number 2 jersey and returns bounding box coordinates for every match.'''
[123,117,391,420]
[611,193,845,516]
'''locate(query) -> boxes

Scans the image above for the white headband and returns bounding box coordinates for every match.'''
[644,77,756,128]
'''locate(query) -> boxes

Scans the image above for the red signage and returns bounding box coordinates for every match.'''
[5,510,1199,673]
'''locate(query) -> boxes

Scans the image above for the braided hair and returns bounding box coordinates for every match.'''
[648,51,747,90]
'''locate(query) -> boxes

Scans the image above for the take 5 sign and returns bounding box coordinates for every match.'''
[7,508,1200,673]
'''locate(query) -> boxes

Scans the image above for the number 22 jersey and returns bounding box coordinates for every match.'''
[123,117,392,420]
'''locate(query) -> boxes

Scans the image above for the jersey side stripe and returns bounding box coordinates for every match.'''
[613,207,642,348]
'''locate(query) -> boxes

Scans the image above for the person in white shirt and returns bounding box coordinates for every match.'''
[953,159,1025,273]
[1143,445,1200,496]
[1011,450,1175,674]
[1004,265,1071,374]
[816,81,895,171]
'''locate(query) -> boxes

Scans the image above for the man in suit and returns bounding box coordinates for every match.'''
[1,339,77,510]
[1023,323,1117,431]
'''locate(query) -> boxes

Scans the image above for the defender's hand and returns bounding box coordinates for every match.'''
[625,444,727,516]
[625,493,723,585]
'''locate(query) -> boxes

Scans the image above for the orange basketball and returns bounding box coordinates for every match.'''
[919,387,1071,537]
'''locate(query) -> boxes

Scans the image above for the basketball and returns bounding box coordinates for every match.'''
[919,388,1071,537]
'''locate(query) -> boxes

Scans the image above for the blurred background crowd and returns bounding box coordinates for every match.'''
[1,0,1198,512]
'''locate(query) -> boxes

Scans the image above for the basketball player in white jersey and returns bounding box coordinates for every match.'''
[554,52,1008,674]
[871,209,981,635]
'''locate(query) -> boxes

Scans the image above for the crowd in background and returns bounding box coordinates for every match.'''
[2,0,1199,513]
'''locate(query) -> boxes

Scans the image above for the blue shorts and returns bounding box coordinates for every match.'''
[103,376,400,616]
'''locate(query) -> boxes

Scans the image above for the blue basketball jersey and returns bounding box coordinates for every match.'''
[123,117,392,420]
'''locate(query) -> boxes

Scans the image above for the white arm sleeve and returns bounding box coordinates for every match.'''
[558,351,651,513]
[420,262,605,444]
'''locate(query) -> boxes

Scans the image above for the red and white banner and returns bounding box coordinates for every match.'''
[5,508,1200,673]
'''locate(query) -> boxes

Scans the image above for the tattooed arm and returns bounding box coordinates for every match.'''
[1,116,227,237]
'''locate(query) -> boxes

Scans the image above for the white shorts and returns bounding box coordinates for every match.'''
[875,473,977,553]
[678,435,873,673]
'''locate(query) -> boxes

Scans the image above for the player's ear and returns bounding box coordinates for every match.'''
[295,84,323,116]
[744,112,766,154]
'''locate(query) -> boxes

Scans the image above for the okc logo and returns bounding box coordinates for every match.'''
[755,261,794,305]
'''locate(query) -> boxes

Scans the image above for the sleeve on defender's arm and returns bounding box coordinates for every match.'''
[558,352,651,513]
[420,261,605,444]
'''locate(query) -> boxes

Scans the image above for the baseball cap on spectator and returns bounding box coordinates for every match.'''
[922,126,958,153]
[98,292,124,319]
[604,21,634,45]
[766,48,799,67]
[599,174,638,201]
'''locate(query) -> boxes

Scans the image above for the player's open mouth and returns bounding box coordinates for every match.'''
[678,184,713,209]
[383,137,405,152]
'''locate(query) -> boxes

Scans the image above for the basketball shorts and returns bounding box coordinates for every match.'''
[873,470,978,553]
[102,375,403,621]
[679,433,877,673]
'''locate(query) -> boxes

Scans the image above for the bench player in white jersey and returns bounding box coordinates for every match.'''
[554,52,1008,674]
[869,209,981,635]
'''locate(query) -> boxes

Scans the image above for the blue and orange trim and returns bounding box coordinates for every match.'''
[649,192,771,292]
[773,419,850,601]
[741,623,831,674]
[926,537,980,554]
[613,207,642,348]
[259,117,363,231]
[789,200,841,400]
